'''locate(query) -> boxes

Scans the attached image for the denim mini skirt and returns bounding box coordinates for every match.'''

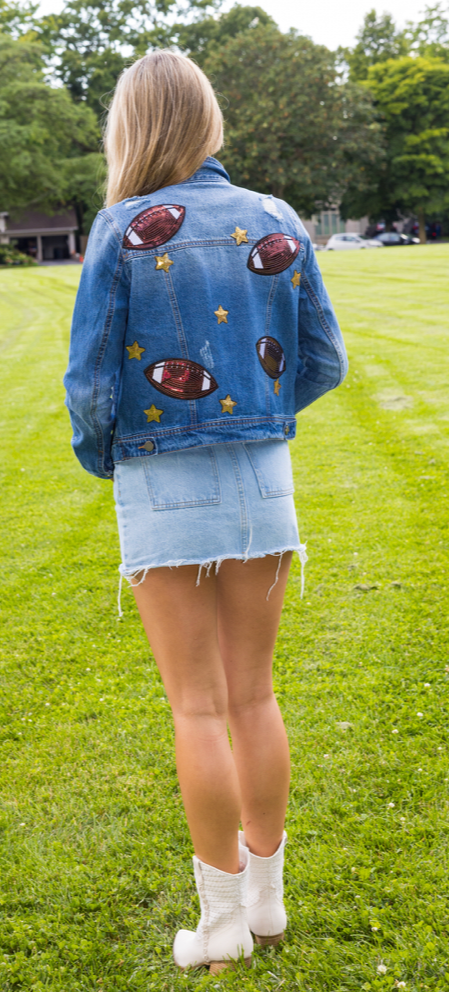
[114,440,304,584]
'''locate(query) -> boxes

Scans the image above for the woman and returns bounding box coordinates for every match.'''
[64,50,347,974]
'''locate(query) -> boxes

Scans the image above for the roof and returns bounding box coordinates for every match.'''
[6,209,78,234]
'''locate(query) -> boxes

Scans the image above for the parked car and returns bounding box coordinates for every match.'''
[375,232,420,246]
[324,233,382,251]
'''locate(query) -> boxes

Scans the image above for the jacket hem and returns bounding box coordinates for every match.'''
[111,417,297,462]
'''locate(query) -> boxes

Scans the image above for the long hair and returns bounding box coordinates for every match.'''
[105,50,223,206]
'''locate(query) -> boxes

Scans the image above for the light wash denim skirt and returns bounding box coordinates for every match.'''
[114,440,304,583]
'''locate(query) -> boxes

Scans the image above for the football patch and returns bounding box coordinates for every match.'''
[248,233,300,275]
[144,358,218,401]
[256,337,286,380]
[123,204,185,250]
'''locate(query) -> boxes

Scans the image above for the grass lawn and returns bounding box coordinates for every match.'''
[0,245,448,992]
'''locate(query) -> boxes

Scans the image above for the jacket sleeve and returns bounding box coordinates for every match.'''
[292,219,348,414]
[63,211,130,479]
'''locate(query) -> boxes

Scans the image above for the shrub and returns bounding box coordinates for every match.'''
[0,244,37,266]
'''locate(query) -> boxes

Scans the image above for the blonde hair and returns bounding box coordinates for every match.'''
[105,50,223,207]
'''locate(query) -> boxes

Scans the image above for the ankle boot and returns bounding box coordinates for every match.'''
[239,830,287,946]
[173,847,253,973]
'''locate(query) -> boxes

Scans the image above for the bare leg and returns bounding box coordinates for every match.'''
[131,554,291,871]
[132,564,241,874]
[217,555,292,858]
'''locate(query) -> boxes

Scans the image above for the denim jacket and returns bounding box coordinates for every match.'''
[64,157,347,479]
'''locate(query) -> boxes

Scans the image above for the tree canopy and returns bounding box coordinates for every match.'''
[0,34,102,224]
[177,4,275,64]
[1,0,449,233]
[363,56,449,239]
[345,9,409,81]
[35,0,220,115]
[0,0,37,35]
[203,20,383,214]
[406,2,449,61]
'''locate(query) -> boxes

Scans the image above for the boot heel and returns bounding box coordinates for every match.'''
[255,932,284,947]
[209,956,252,975]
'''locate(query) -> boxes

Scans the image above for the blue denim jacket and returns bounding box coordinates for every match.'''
[64,157,347,479]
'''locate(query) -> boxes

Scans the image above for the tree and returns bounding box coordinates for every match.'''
[345,9,409,81]
[177,4,275,65]
[406,2,449,61]
[202,21,383,216]
[0,0,37,36]
[35,0,221,117]
[60,153,107,235]
[0,34,99,219]
[362,56,449,241]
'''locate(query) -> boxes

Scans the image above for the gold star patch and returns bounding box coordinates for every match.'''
[274,378,281,395]
[291,270,301,289]
[155,253,173,272]
[144,405,163,423]
[126,340,145,361]
[214,305,229,324]
[231,226,248,246]
[219,394,237,414]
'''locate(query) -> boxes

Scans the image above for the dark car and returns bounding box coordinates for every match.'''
[375,232,420,246]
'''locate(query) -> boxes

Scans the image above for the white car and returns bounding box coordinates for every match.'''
[324,233,382,250]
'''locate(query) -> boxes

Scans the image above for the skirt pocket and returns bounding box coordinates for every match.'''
[244,440,294,498]
[143,447,221,510]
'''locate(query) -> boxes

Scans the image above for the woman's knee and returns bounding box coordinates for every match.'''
[169,683,229,724]
[227,684,276,724]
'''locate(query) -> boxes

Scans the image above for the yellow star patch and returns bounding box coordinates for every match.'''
[155,253,173,272]
[291,270,301,289]
[274,378,281,395]
[126,340,145,361]
[144,405,163,423]
[214,305,229,324]
[219,394,237,414]
[231,226,248,246]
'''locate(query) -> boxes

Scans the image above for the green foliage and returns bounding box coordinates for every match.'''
[0,242,36,264]
[177,4,275,65]
[345,9,409,82]
[203,22,383,214]
[36,0,222,117]
[355,56,449,229]
[0,0,37,35]
[405,1,449,61]
[60,152,107,234]
[1,246,449,989]
[0,33,99,215]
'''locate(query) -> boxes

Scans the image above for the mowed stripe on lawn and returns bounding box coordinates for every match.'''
[0,248,448,991]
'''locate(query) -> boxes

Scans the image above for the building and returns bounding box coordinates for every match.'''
[0,209,78,261]
[302,209,369,245]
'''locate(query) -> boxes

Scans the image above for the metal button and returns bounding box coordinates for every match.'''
[139,440,155,452]
[284,425,290,435]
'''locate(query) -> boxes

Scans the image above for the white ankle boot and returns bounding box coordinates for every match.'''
[239,830,287,946]
[173,848,253,973]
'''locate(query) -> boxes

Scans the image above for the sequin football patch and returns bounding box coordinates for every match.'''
[256,336,286,379]
[144,359,218,401]
[123,204,185,250]
[248,233,300,275]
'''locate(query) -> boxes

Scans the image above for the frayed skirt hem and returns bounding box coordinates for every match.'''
[117,544,308,617]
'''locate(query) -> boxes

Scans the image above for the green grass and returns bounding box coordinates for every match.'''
[0,246,448,992]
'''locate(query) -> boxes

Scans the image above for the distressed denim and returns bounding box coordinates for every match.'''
[114,440,307,607]
[64,157,347,480]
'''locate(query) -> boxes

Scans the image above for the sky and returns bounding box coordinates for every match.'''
[36,0,431,48]
[220,0,429,48]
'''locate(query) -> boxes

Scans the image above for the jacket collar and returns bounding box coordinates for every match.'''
[183,157,230,185]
